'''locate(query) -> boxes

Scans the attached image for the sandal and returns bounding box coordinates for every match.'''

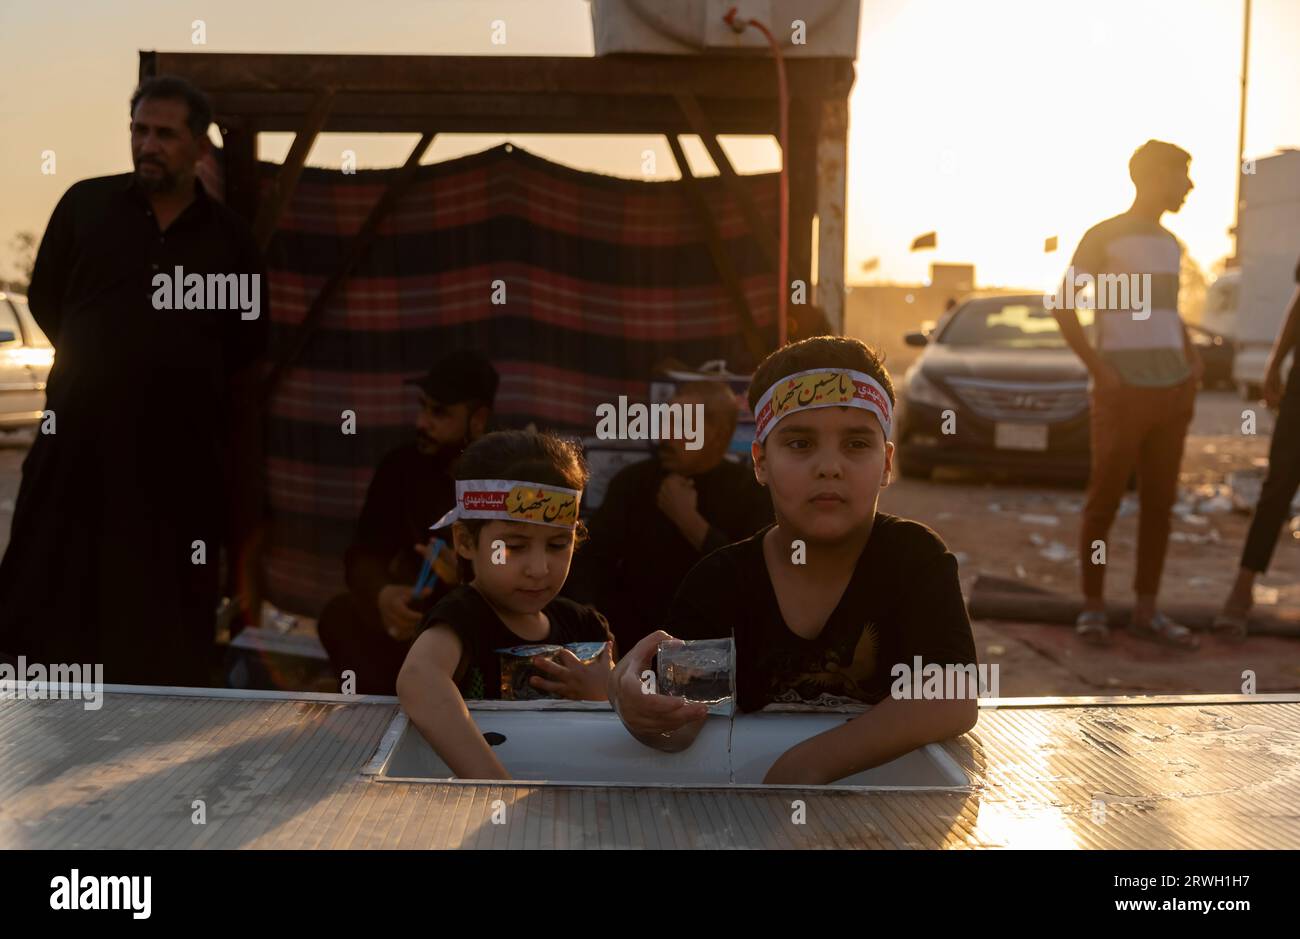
[1129,611,1200,650]
[1075,609,1111,646]
[1211,609,1249,643]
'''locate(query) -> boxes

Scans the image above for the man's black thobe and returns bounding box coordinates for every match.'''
[0,173,268,685]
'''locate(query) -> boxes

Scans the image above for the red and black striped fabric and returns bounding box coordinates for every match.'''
[259,143,777,616]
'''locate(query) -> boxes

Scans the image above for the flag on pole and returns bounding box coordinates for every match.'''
[911,232,937,251]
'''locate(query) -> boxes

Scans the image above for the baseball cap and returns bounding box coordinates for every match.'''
[405,349,499,407]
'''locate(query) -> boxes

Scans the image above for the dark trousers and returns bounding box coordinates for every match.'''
[1081,378,1196,598]
[1241,365,1300,573]
[317,593,410,695]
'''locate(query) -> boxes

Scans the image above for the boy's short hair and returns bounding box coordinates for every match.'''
[1129,139,1191,182]
[747,336,896,417]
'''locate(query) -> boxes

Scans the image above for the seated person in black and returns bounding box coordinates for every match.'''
[317,351,497,695]
[566,380,772,653]
[608,337,979,785]
[398,431,615,780]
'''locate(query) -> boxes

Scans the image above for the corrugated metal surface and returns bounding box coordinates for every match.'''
[2,689,1298,848]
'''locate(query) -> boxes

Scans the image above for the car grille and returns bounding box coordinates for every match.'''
[945,377,1088,423]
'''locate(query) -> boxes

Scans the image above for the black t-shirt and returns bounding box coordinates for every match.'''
[565,455,773,653]
[420,586,614,699]
[667,513,977,712]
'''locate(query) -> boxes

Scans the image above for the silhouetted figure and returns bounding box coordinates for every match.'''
[0,77,267,685]
[1053,140,1204,650]
[1215,256,1300,640]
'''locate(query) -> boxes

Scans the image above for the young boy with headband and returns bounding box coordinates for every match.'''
[397,430,615,780]
[608,337,979,784]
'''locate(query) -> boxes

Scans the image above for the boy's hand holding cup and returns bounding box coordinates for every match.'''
[608,631,709,738]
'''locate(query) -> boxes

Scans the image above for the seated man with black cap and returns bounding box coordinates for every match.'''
[317,350,499,694]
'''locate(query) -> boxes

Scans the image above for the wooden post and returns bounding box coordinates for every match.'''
[815,97,848,335]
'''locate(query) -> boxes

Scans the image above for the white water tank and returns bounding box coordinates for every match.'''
[589,0,860,58]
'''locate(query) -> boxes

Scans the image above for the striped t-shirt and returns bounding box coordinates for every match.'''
[1068,213,1190,387]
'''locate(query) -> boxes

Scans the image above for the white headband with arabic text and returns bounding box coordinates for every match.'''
[753,368,893,443]
[431,479,582,531]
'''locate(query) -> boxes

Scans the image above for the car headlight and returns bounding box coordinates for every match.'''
[905,369,958,410]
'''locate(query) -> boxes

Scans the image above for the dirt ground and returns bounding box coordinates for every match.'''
[2,388,1297,697]
[878,388,1300,696]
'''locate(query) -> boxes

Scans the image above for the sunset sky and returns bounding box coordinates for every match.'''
[2,0,1298,291]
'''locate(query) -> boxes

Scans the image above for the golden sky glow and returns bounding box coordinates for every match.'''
[2,0,1297,290]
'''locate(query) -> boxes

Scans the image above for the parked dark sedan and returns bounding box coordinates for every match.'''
[895,294,1092,483]
[1187,323,1235,390]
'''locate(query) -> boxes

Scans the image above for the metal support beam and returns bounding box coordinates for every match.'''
[673,91,778,270]
[146,51,855,102]
[252,90,335,250]
[218,118,259,222]
[262,131,437,400]
[664,134,768,368]
[814,98,848,335]
[787,99,819,319]
[211,92,780,136]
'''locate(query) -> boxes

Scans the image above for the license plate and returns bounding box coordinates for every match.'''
[995,422,1049,451]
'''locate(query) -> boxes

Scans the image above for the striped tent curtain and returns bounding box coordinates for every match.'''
[258,143,777,616]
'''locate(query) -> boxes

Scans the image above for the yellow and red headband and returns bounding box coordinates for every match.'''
[753,368,893,443]
[431,479,582,531]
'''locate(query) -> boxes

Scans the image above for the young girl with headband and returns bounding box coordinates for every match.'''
[607,336,979,784]
[397,430,615,780]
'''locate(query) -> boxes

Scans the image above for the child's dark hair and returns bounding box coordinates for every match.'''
[747,336,896,417]
[451,430,589,581]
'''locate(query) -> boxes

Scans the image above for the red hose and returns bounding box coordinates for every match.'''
[724,7,790,348]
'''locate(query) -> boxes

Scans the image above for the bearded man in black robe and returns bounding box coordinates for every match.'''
[0,76,267,685]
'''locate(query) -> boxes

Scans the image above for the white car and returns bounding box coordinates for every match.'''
[0,291,53,431]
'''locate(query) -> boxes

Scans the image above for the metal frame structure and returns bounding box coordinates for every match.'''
[138,50,855,341]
